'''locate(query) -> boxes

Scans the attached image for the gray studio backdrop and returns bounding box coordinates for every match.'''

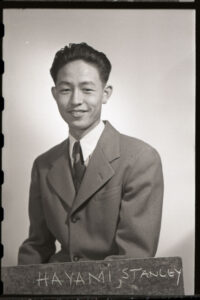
[3,9,195,294]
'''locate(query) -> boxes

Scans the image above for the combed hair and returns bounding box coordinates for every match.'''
[50,43,112,85]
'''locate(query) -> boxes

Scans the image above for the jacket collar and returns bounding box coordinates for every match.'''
[47,140,76,208]
[47,121,120,213]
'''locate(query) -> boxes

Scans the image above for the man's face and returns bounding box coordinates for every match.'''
[52,60,112,139]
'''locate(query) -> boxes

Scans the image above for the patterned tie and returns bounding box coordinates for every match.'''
[72,141,86,192]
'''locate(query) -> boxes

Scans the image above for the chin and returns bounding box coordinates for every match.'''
[70,121,90,131]
[71,120,99,135]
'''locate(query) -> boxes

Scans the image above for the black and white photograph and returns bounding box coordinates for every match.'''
[2,1,196,2]
[1,1,195,3]
[2,8,195,296]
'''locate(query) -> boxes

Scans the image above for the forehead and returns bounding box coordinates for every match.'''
[56,60,102,84]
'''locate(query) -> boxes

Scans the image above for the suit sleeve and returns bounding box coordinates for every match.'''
[18,159,56,265]
[105,146,164,260]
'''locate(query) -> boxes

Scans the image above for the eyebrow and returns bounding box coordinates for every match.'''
[57,81,96,87]
[80,81,96,86]
[57,81,71,86]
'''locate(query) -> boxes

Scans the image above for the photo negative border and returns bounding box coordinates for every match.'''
[0,0,198,299]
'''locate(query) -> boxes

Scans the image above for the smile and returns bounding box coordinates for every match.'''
[68,110,87,117]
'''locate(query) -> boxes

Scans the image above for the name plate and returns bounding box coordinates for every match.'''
[2,257,184,295]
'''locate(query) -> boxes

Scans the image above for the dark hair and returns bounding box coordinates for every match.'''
[50,43,112,85]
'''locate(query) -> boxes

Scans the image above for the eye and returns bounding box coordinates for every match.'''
[60,89,71,94]
[82,88,94,93]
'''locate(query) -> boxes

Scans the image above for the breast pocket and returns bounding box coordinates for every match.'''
[95,186,122,202]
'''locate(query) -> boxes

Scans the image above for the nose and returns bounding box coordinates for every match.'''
[70,89,83,105]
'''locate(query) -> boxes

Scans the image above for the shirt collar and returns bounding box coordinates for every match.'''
[69,121,105,163]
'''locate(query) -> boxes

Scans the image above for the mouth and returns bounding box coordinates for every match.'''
[68,110,88,117]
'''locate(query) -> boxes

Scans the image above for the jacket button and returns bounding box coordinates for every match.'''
[71,216,80,223]
[73,255,80,262]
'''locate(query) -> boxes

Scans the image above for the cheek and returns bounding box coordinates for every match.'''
[89,96,103,111]
[56,97,69,109]
[93,100,103,115]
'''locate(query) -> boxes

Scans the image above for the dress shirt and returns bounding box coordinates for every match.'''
[69,121,105,167]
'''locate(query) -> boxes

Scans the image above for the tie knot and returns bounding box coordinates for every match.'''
[72,141,83,164]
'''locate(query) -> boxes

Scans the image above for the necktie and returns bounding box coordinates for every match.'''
[72,141,86,192]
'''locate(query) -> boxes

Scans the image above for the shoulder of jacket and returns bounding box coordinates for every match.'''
[34,139,67,166]
[119,133,161,162]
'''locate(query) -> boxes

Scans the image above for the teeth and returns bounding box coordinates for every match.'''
[70,111,85,117]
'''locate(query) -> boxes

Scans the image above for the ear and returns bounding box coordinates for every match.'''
[51,86,57,101]
[102,85,113,104]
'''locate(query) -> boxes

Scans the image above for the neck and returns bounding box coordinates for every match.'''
[69,120,101,140]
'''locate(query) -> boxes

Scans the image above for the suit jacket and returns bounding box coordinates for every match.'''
[18,121,164,265]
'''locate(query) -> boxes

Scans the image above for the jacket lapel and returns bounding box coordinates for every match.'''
[71,121,120,215]
[47,139,76,208]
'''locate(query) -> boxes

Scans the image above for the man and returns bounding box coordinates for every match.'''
[18,43,164,265]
